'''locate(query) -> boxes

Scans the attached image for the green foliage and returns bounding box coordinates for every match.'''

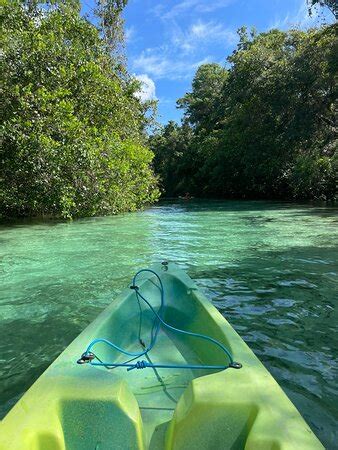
[151,25,337,201]
[150,122,195,197]
[1,0,159,218]
[288,155,336,199]
[177,64,228,133]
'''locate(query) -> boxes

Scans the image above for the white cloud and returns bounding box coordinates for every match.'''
[134,74,156,101]
[195,0,234,13]
[125,26,135,44]
[172,20,238,54]
[153,0,234,20]
[133,47,211,80]
[131,6,238,82]
[191,21,209,37]
[163,0,201,19]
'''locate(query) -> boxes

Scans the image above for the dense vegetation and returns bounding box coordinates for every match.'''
[151,25,337,200]
[1,0,159,218]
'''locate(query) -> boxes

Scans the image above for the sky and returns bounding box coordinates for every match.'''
[82,0,334,124]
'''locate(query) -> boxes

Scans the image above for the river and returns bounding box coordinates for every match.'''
[0,200,337,448]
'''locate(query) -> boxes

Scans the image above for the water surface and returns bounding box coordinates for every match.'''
[0,200,337,448]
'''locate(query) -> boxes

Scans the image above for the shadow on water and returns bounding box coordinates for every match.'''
[157,198,338,215]
[0,216,66,229]
[0,316,86,418]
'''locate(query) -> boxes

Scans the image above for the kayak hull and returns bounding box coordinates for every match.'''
[0,263,323,449]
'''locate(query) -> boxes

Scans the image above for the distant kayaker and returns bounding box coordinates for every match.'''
[179,192,194,200]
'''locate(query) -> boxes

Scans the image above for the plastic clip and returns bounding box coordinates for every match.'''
[229,361,242,369]
[77,352,95,365]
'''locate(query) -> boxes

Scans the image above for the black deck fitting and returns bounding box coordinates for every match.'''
[229,361,242,369]
[77,352,95,365]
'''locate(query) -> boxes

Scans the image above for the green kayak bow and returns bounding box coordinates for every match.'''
[0,263,323,449]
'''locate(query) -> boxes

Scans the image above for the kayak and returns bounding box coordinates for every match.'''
[0,262,323,450]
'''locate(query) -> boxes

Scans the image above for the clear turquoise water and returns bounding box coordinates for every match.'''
[0,200,337,447]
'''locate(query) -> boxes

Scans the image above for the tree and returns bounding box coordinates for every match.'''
[177,64,228,133]
[150,122,195,197]
[1,0,159,218]
[151,24,337,201]
[218,25,337,199]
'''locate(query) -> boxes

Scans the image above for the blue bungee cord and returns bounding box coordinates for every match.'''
[77,268,242,371]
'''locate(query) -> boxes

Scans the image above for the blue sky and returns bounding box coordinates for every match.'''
[82,0,334,124]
